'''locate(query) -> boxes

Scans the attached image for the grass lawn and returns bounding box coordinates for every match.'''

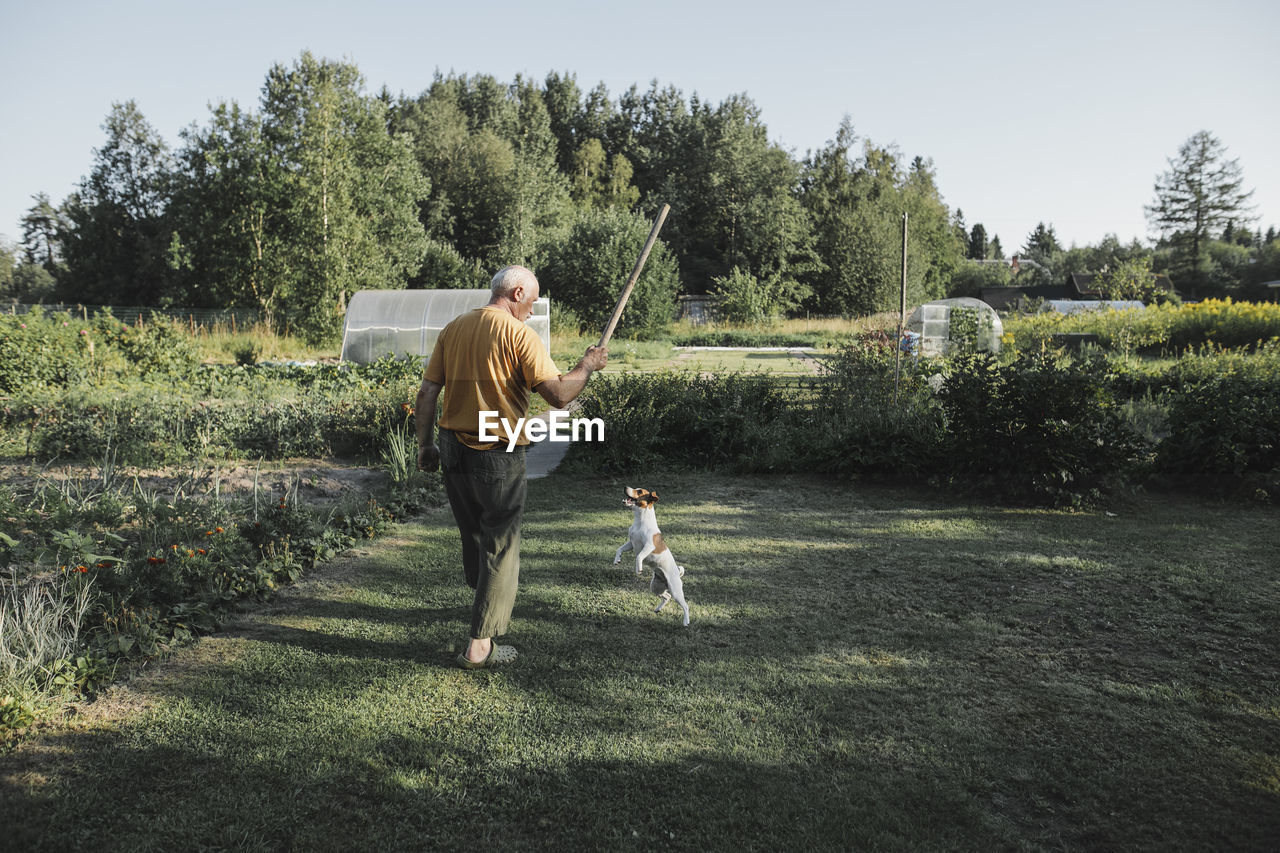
[3,473,1278,851]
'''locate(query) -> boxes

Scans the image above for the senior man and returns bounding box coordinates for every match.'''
[416,265,607,669]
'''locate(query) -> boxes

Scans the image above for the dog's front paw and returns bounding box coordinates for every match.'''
[613,555,621,565]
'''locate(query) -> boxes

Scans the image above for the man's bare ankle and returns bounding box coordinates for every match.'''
[466,638,491,662]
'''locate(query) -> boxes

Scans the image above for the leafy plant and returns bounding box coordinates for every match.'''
[936,351,1141,506]
[1157,373,1280,497]
[0,573,97,688]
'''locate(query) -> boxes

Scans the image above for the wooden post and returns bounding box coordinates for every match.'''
[894,212,908,401]
[599,203,670,347]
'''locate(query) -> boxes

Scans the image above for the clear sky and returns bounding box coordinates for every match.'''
[2,0,1276,257]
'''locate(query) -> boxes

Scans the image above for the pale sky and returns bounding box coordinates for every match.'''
[2,0,1276,260]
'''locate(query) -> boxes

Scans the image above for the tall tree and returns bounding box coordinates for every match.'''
[967,223,988,260]
[1145,130,1254,295]
[258,52,428,340]
[800,120,960,315]
[393,73,567,272]
[20,193,64,271]
[167,101,282,315]
[659,93,817,295]
[1021,222,1061,264]
[0,241,16,299]
[59,100,176,304]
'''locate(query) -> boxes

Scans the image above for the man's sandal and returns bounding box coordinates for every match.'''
[455,643,517,670]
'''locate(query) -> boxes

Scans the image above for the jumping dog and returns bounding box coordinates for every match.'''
[614,486,690,626]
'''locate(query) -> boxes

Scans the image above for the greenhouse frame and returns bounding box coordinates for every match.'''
[340,290,551,365]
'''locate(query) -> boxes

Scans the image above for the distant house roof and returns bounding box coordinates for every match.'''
[982,271,1174,311]
[980,284,1069,311]
[1068,273,1104,298]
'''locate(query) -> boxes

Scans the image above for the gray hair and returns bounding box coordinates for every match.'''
[490,265,538,299]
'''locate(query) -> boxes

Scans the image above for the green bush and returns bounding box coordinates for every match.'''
[538,207,681,340]
[0,310,91,393]
[792,335,943,478]
[936,351,1141,506]
[113,314,204,377]
[1157,374,1280,496]
[0,309,203,396]
[1003,299,1280,356]
[709,267,800,326]
[671,330,822,348]
[570,371,789,474]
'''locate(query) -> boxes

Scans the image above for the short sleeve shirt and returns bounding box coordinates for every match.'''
[424,306,561,449]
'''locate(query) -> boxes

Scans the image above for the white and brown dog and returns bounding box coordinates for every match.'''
[614,486,689,626]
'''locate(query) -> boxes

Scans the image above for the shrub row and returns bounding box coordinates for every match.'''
[669,329,839,348]
[0,309,204,393]
[572,340,1280,505]
[1003,298,1280,355]
[0,358,426,465]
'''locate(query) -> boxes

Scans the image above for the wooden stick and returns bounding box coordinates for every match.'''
[598,203,671,347]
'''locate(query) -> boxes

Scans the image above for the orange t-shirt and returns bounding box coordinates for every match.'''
[424,305,561,449]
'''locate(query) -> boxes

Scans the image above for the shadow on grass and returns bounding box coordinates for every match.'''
[4,471,1279,851]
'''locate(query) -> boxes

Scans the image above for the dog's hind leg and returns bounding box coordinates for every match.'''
[657,566,690,626]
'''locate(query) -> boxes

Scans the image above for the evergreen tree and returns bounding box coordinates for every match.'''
[1022,222,1061,263]
[1146,130,1255,295]
[967,223,988,260]
[20,193,64,271]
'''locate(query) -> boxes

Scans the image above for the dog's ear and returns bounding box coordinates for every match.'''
[650,491,659,503]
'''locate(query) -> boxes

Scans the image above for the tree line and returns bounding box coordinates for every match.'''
[2,52,1275,342]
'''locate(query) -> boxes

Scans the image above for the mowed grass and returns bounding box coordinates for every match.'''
[3,473,1279,851]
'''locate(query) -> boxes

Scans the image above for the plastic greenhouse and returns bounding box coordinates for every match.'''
[340,290,551,365]
[906,297,1003,357]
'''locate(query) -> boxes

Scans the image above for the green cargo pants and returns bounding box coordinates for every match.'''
[438,428,527,640]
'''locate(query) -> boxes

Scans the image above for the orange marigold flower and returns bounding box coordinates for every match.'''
[205,530,214,535]
[77,565,88,573]
[187,550,195,556]
[215,526,224,533]
[170,544,179,551]
[197,548,207,555]
[147,557,160,565]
